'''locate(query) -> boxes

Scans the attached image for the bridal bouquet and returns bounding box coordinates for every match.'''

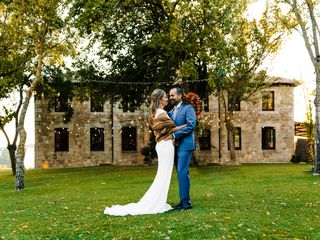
[185,92,202,117]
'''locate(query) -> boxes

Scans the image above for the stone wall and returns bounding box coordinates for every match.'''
[219,86,294,164]
[35,99,148,168]
[34,83,295,168]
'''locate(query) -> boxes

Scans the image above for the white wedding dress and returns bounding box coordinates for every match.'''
[104,109,174,216]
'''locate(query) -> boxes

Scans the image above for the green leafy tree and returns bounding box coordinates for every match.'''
[68,0,246,105]
[69,0,288,164]
[0,83,26,176]
[211,10,286,164]
[1,1,34,175]
[1,0,75,190]
[36,65,75,123]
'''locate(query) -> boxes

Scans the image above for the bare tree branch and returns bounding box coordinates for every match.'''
[0,119,10,146]
[13,85,24,145]
[291,0,317,66]
[305,0,320,58]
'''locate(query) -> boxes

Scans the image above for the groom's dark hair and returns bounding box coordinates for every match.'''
[171,86,184,96]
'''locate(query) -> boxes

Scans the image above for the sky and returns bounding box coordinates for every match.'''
[266,31,315,122]
[0,1,317,151]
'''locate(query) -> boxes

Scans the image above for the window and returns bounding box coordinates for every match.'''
[234,127,241,150]
[203,97,209,112]
[262,127,276,150]
[90,92,104,112]
[262,91,274,111]
[228,95,240,111]
[122,127,137,151]
[199,129,211,150]
[228,127,241,150]
[54,95,68,112]
[55,128,69,151]
[90,128,104,151]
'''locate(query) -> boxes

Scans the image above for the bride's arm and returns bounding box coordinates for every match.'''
[169,124,187,133]
[155,124,186,141]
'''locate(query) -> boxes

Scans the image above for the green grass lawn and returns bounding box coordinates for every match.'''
[0,164,320,240]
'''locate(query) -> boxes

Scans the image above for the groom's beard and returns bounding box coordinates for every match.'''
[170,99,182,106]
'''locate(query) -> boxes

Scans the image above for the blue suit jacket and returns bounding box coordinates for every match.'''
[168,102,197,151]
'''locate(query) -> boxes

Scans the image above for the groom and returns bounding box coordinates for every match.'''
[168,87,197,211]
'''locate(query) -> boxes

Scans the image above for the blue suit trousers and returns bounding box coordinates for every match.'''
[175,147,193,206]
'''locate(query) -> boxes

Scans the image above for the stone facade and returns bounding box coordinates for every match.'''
[34,79,296,168]
[218,85,295,164]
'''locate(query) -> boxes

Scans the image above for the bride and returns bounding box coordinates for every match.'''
[104,89,186,216]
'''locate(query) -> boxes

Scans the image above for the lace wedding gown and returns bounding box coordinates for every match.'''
[104,109,174,216]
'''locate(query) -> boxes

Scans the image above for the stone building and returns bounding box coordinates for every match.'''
[34,77,297,168]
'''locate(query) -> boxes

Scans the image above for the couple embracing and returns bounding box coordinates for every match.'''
[104,87,197,216]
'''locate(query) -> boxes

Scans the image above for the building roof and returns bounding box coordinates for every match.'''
[267,76,301,87]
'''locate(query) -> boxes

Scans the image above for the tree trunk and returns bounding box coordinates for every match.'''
[0,124,16,175]
[15,40,44,190]
[8,86,24,176]
[220,92,239,165]
[289,0,320,174]
[313,63,320,174]
[226,112,237,164]
[7,145,17,175]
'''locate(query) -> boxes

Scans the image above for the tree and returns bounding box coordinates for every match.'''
[1,1,34,175]
[69,0,246,106]
[303,97,315,163]
[273,0,320,174]
[0,84,24,175]
[211,9,286,164]
[1,0,75,190]
[36,65,75,123]
[69,0,287,164]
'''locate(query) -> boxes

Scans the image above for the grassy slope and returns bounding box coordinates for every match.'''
[0,164,319,239]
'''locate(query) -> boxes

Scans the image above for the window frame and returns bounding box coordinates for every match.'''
[121,126,137,151]
[199,128,211,150]
[262,127,276,150]
[54,128,69,152]
[234,127,241,150]
[228,95,241,111]
[90,128,105,151]
[90,92,104,112]
[262,91,275,111]
[228,127,241,150]
[203,97,209,112]
[54,96,68,112]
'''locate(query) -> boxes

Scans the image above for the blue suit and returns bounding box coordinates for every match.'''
[168,102,196,207]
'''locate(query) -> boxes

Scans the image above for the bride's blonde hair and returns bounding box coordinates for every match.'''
[149,89,166,117]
